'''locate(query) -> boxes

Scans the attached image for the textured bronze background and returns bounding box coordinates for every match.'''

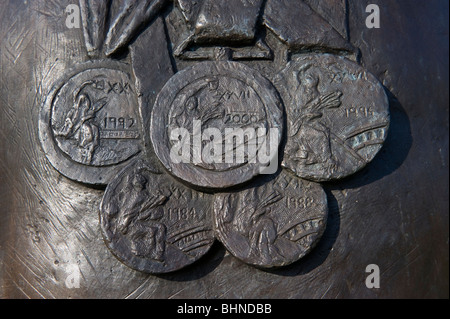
[0,0,448,298]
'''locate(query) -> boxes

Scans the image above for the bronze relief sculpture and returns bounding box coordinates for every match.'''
[1,0,447,299]
[38,0,389,273]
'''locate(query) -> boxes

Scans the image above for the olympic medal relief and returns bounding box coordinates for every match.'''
[151,61,284,189]
[100,160,215,274]
[39,60,143,185]
[275,54,390,182]
[32,0,395,286]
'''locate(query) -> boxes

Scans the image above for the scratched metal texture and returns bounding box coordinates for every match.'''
[0,0,448,298]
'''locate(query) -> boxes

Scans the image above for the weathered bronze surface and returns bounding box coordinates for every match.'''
[0,0,448,298]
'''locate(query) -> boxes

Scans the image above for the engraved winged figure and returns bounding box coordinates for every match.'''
[55,81,107,164]
[288,64,342,172]
[171,77,225,128]
[116,172,170,261]
[221,189,285,264]
[170,77,226,170]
